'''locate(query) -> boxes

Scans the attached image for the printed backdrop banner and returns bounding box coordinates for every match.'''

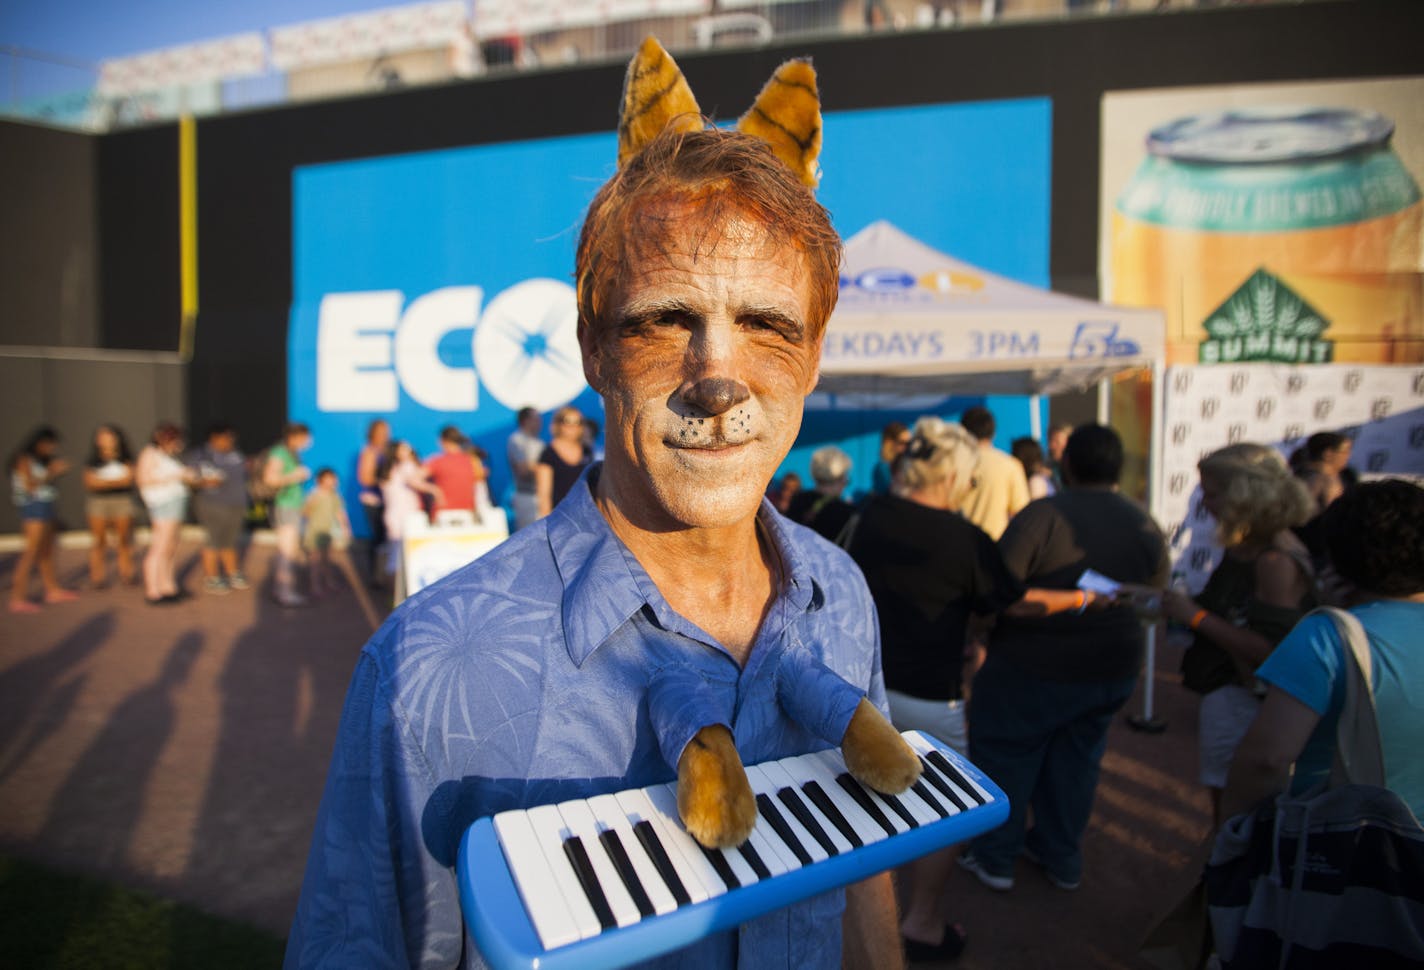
[290,97,1052,530]
[1101,77,1424,368]
[1155,363,1424,591]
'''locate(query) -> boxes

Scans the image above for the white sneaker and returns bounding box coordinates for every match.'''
[274,590,307,608]
[957,852,1014,891]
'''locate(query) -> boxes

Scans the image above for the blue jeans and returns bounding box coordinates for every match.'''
[967,653,1136,884]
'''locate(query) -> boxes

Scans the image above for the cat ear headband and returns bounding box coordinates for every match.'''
[616,35,823,189]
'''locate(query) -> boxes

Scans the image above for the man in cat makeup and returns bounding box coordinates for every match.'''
[286,40,906,970]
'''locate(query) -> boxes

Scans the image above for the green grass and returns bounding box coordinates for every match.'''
[0,854,286,970]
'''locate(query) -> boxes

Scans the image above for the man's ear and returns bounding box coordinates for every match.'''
[578,317,607,395]
[801,332,824,396]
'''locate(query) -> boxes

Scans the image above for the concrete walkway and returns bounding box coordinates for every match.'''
[0,540,1212,967]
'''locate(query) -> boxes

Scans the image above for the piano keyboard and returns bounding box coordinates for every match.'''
[456,731,1007,970]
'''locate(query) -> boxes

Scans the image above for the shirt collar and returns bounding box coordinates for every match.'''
[546,464,826,667]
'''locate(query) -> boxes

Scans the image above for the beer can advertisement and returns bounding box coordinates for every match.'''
[1100,77,1424,367]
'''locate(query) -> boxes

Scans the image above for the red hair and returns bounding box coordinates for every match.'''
[576,126,841,339]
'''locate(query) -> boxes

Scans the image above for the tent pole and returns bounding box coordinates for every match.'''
[1129,358,1169,735]
[1029,393,1042,442]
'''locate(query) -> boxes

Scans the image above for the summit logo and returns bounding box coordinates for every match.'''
[1199,269,1333,365]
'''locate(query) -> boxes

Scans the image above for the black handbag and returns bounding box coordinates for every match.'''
[1205,607,1424,969]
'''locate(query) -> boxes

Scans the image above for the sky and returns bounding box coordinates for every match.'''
[2,0,420,63]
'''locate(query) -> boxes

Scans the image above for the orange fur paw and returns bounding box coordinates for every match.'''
[841,698,921,794]
[676,725,758,849]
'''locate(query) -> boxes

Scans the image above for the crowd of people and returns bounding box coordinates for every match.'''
[8,34,1419,970]
[761,405,1422,961]
[6,403,613,612]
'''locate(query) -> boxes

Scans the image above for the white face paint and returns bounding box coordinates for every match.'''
[583,208,822,530]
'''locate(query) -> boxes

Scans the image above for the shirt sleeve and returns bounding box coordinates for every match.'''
[996,501,1049,583]
[967,525,1028,615]
[1256,611,1343,718]
[284,652,464,970]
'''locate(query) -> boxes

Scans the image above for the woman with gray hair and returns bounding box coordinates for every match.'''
[845,415,1107,960]
[785,445,855,541]
[1164,441,1317,825]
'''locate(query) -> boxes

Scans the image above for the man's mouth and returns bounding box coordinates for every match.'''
[668,436,753,451]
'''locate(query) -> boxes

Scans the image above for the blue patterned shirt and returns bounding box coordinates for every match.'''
[285,466,887,969]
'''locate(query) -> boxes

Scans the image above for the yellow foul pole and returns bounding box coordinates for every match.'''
[179,114,198,360]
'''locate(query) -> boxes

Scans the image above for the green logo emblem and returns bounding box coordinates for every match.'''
[1199,269,1333,364]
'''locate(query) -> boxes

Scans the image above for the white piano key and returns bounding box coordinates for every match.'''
[759,760,854,855]
[524,804,604,941]
[909,774,956,818]
[745,764,829,863]
[715,829,760,887]
[743,818,790,877]
[586,793,679,916]
[742,786,803,874]
[798,751,894,846]
[556,799,643,928]
[613,788,713,904]
[906,733,991,806]
[645,784,734,895]
[819,744,936,828]
[810,748,912,835]
[652,780,740,888]
[493,811,582,951]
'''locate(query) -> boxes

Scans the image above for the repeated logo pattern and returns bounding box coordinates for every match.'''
[1157,365,1424,591]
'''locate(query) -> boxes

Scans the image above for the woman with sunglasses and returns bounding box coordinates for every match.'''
[535,406,591,518]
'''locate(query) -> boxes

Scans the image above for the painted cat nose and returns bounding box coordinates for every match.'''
[681,377,751,416]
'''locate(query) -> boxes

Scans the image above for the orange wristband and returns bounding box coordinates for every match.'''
[1189,609,1208,631]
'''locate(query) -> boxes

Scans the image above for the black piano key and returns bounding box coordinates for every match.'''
[698,845,741,891]
[599,828,655,918]
[738,840,772,881]
[874,787,920,830]
[911,779,950,819]
[802,780,864,849]
[836,774,898,837]
[926,750,988,807]
[633,820,691,907]
[756,793,813,866]
[563,836,616,931]
[918,755,969,812]
[777,786,840,857]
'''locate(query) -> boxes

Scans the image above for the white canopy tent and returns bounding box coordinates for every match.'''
[820,221,1171,727]
[820,221,1166,441]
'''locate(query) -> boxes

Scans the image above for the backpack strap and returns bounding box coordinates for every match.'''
[834,512,861,552]
[1318,606,1386,788]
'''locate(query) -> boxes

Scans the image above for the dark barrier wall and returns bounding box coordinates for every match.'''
[85,0,1424,445]
[0,351,186,534]
[0,121,99,348]
[96,125,180,353]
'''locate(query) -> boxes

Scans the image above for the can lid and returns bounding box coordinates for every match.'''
[1147,107,1395,164]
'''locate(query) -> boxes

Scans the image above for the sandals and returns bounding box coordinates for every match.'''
[903,923,968,963]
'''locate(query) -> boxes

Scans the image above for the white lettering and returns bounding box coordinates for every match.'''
[317,291,402,412]
[395,286,483,412]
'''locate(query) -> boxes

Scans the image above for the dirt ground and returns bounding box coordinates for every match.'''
[0,538,1211,968]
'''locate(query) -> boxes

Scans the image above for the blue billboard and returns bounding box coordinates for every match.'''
[290,96,1051,526]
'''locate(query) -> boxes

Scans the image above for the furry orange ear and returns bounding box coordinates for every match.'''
[736,58,823,189]
[617,37,703,169]
[617,37,824,191]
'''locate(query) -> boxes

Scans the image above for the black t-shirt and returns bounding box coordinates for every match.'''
[992,489,1170,682]
[539,444,590,510]
[786,490,855,544]
[848,494,1024,702]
